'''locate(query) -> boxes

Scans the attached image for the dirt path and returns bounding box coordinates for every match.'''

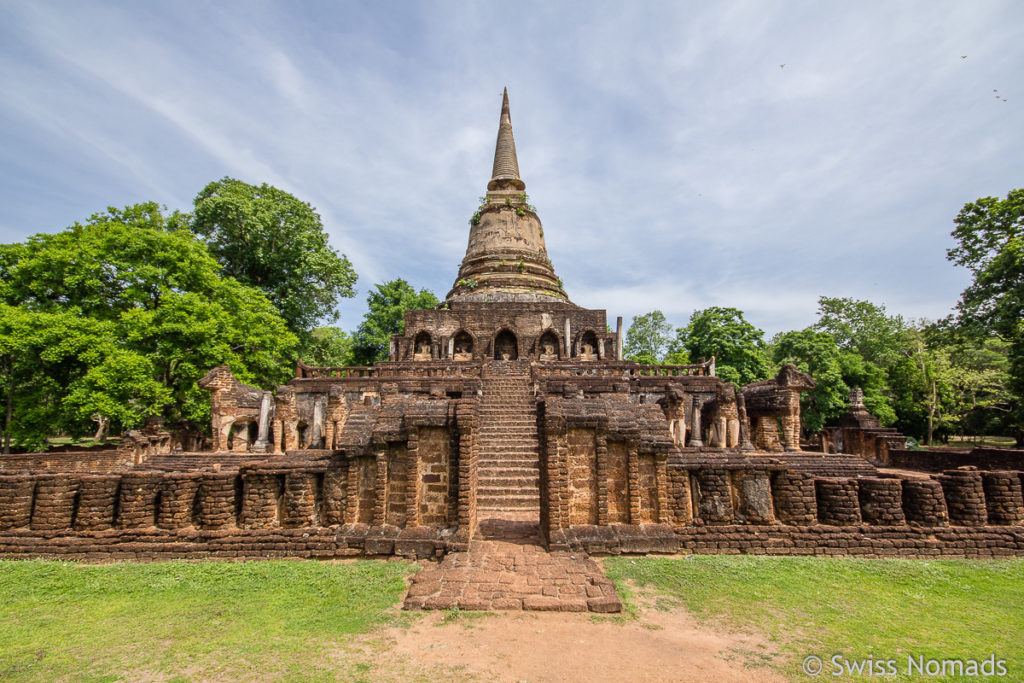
[359,597,786,682]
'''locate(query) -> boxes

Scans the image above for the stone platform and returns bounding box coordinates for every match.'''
[402,537,622,613]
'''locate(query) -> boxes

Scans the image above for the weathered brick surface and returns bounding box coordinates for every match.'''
[815,479,862,526]
[692,468,733,524]
[981,471,1024,525]
[157,472,201,530]
[550,523,1024,558]
[196,472,239,529]
[31,475,79,531]
[901,478,949,526]
[857,478,905,526]
[732,469,774,524]
[0,475,36,530]
[239,472,282,528]
[118,472,163,529]
[403,539,621,613]
[937,470,988,527]
[75,475,120,531]
[770,470,817,525]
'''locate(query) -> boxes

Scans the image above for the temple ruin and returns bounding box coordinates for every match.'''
[1,90,1023,575]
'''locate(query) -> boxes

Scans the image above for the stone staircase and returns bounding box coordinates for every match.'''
[476,368,541,521]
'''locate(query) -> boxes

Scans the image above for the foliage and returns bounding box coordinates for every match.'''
[624,310,673,364]
[301,327,356,367]
[675,307,771,385]
[947,188,1024,445]
[190,177,358,337]
[808,294,1012,443]
[0,203,297,450]
[813,297,906,430]
[604,555,1024,680]
[770,329,847,434]
[515,193,538,216]
[351,279,439,365]
[836,349,896,427]
[0,559,415,680]
[815,296,908,368]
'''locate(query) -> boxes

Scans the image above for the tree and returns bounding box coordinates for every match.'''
[352,279,439,365]
[675,307,771,385]
[814,296,907,368]
[813,296,909,431]
[190,178,358,336]
[771,329,848,435]
[623,311,673,364]
[302,327,356,367]
[947,189,1024,445]
[0,203,298,449]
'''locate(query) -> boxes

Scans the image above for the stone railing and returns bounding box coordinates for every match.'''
[295,360,376,378]
[295,359,485,380]
[532,359,714,379]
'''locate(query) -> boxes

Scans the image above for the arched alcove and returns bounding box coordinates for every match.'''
[578,330,599,360]
[413,331,432,360]
[494,330,519,360]
[453,330,474,360]
[538,330,560,360]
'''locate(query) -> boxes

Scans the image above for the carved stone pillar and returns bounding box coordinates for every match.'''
[251,391,274,453]
[687,397,704,448]
[737,392,755,452]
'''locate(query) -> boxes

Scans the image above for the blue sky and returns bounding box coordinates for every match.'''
[1,1,1021,337]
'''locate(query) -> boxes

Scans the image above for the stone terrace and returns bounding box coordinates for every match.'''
[403,538,622,613]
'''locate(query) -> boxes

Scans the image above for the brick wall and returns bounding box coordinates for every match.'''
[0,450,132,473]
[889,448,1024,472]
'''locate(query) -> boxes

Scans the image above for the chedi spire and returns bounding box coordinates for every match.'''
[488,88,525,192]
[446,89,569,304]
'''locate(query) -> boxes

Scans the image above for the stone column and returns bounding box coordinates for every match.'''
[615,316,624,361]
[251,391,274,453]
[687,396,704,448]
[447,337,455,358]
[310,395,325,449]
[737,392,755,451]
[564,318,571,358]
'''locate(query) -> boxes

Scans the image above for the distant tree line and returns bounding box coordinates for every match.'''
[623,189,1023,447]
[1,183,1020,450]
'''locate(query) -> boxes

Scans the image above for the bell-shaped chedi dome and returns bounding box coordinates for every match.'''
[447,89,570,304]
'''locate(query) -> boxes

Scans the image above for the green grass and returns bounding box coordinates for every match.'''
[941,435,1018,449]
[0,559,417,681]
[39,436,111,450]
[605,556,1024,681]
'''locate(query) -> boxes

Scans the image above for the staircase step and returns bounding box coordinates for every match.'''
[476,375,542,517]
[478,478,540,489]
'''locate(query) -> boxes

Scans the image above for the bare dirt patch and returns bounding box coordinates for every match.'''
[362,598,785,682]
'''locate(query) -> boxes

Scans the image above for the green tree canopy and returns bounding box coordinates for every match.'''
[814,296,907,368]
[352,279,439,365]
[302,327,356,367]
[190,178,358,337]
[675,307,771,386]
[947,188,1024,444]
[624,311,674,364]
[770,329,848,434]
[0,203,298,451]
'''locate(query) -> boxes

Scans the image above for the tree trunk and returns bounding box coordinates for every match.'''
[926,378,936,446]
[92,414,108,443]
